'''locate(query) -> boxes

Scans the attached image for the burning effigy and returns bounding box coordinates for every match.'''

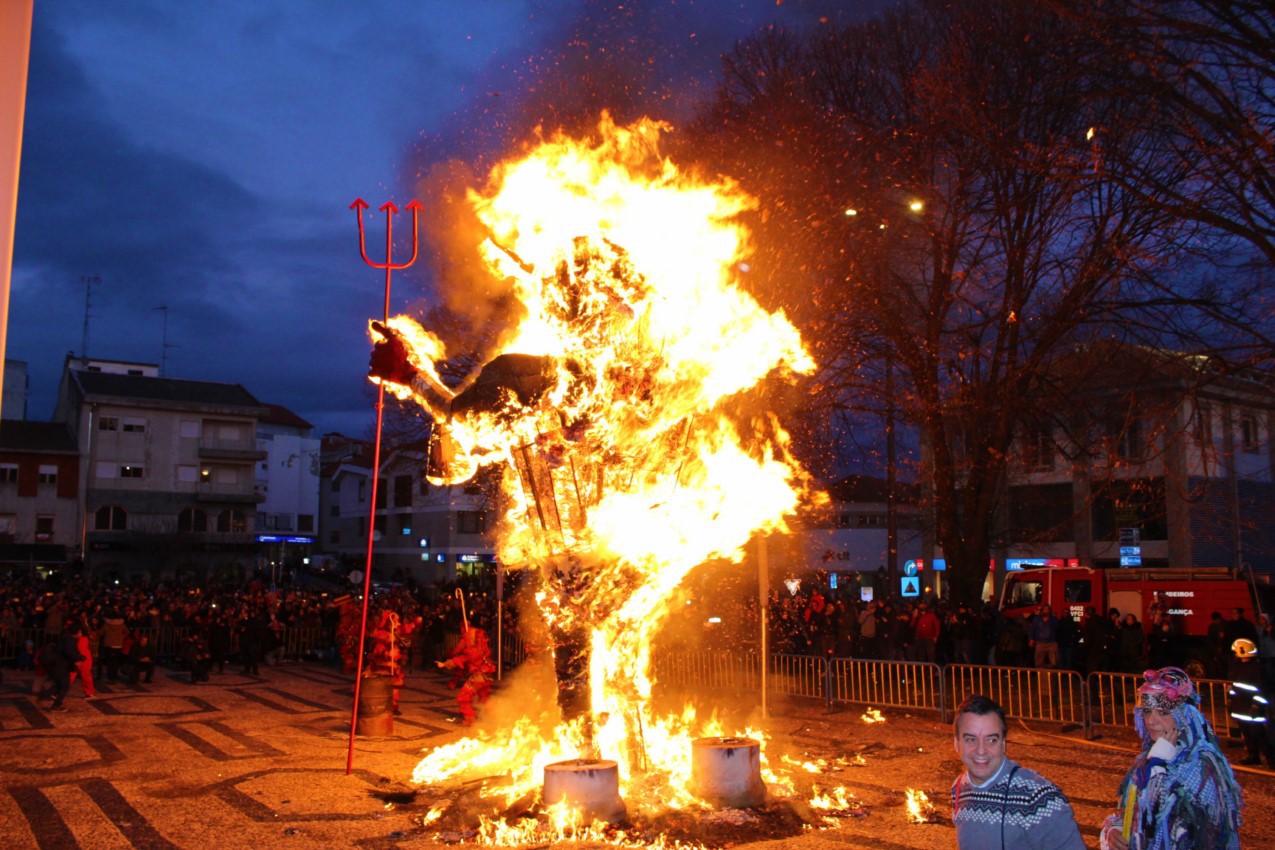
[368,113,849,839]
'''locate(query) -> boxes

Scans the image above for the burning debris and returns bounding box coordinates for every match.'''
[861,707,885,724]
[375,113,828,837]
[905,788,937,823]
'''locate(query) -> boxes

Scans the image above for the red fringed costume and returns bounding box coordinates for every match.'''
[367,610,417,712]
[335,597,361,675]
[437,626,495,724]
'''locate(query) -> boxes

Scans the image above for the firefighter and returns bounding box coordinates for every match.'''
[1227,637,1274,767]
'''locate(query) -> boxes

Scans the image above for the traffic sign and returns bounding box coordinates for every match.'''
[901,576,920,597]
[903,560,918,577]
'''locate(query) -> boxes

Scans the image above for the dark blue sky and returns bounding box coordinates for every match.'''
[11,0,891,437]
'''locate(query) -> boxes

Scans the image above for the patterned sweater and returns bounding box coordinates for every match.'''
[952,758,1087,850]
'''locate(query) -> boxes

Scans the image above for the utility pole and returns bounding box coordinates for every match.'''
[885,357,898,591]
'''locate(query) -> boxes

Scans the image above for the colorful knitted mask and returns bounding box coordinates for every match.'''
[1137,666,1197,712]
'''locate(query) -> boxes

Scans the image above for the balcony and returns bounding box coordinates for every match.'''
[198,438,267,461]
[196,482,265,504]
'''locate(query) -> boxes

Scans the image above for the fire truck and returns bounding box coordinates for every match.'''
[999,565,1264,675]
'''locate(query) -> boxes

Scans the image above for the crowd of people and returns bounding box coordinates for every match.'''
[677,583,1275,682]
[0,570,510,711]
[3,567,1271,846]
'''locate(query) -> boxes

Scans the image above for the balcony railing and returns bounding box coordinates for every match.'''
[198,439,266,460]
[196,482,264,503]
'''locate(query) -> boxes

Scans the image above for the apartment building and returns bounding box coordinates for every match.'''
[0,419,79,573]
[53,356,268,581]
[1003,344,1275,576]
[317,434,497,585]
[254,403,320,579]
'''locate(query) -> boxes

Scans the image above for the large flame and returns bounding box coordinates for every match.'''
[389,114,815,818]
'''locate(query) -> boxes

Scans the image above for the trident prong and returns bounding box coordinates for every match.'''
[351,198,423,271]
[346,195,422,775]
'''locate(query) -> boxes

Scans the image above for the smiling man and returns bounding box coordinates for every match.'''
[951,695,1086,850]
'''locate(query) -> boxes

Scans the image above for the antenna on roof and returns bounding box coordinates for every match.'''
[153,305,174,376]
[80,274,100,359]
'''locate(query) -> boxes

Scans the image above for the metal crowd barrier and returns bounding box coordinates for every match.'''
[828,658,944,717]
[1087,671,1238,741]
[653,648,757,691]
[946,664,1087,732]
[767,653,825,699]
[0,628,1243,742]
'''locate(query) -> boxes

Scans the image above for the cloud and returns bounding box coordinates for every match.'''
[9,0,894,435]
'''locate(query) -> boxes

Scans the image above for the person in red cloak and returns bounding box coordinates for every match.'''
[437,625,496,725]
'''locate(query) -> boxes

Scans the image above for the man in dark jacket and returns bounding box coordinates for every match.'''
[38,625,85,711]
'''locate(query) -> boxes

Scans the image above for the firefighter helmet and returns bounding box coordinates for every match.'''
[1231,638,1258,659]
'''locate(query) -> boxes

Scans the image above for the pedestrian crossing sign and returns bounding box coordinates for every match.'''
[901,575,920,597]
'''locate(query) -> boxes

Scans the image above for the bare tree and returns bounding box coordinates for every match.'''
[1049,0,1275,269]
[688,0,1269,603]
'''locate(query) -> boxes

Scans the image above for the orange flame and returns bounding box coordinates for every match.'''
[393,113,814,817]
[906,788,934,823]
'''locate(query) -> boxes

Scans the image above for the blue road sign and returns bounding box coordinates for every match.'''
[901,575,920,597]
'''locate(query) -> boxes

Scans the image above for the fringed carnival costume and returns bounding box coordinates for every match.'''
[1100,667,1244,850]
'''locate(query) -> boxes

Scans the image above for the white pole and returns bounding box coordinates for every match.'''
[0,1,36,419]
[758,534,769,719]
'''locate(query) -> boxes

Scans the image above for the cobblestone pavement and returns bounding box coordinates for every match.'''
[2,661,1271,849]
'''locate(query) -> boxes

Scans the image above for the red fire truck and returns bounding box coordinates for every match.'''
[999,565,1263,675]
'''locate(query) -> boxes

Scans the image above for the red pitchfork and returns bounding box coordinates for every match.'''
[346,198,422,775]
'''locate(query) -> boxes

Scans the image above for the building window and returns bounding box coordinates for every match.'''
[1194,405,1212,443]
[180,419,201,439]
[95,505,127,531]
[330,505,339,517]
[120,465,145,479]
[330,479,340,492]
[38,465,57,485]
[122,417,147,433]
[0,513,16,542]
[178,508,208,533]
[297,514,314,532]
[177,465,197,483]
[394,474,413,507]
[1240,414,1261,452]
[1112,418,1146,461]
[99,416,119,431]
[329,530,340,544]
[398,514,412,535]
[35,515,54,541]
[358,480,367,502]
[457,511,485,534]
[1023,421,1055,470]
[0,464,17,483]
[216,509,246,533]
